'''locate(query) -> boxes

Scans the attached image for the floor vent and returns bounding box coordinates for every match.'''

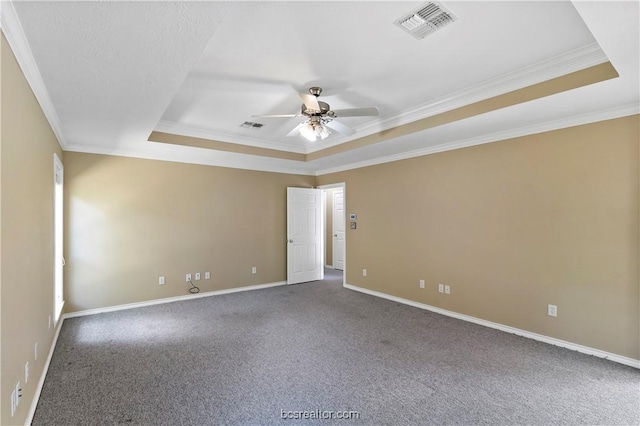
[395,2,457,40]
[240,121,264,129]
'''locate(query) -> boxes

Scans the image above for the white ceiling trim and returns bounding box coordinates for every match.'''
[5,0,633,180]
[309,42,609,153]
[64,142,315,176]
[1,0,67,149]
[314,102,639,176]
[154,120,306,154]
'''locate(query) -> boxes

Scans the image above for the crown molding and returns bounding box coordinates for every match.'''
[64,142,315,176]
[1,0,67,149]
[314,103,639,176]
[155,120,307,154]
[66,103,637,177]
[156,43,608,157]
[309,43,609,154]
[3,1,621,178]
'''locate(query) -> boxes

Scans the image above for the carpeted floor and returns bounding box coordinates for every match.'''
[33,268,639,425]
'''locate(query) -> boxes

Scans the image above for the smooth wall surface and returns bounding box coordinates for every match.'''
[64,152,315,312]
[1,33,64,425]
[318,115,640,360]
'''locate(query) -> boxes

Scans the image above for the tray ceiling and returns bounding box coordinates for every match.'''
[2,1,638,175]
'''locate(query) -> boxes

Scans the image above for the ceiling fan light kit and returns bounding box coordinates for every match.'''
[253,86,379,142]
[299,120,330,142]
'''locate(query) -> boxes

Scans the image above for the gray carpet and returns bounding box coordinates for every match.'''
[33,268,639,425]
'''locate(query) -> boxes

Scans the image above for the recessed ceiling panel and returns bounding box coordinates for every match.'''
[158,1,599,151]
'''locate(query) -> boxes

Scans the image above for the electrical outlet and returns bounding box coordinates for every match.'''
[195,272,201,280]
[11,388,16,416]
[444,285,451,295]
[363,269,367,277]
[419,280,425,289]
[205,272,210,280]
[438,284,444,293]
[548,304,558,317]
[186,274,191,282]
[251,267,257,274]
[159,276,165,285]
[25,362,29,384]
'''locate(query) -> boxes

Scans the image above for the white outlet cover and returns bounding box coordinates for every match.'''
[252,267,257,274]
[548,304,558,317]
[195,273,201,280]
[159,276,165,285]
[186,274,191,282]
[438,284,444,293]
[445,285,451,294]
[205,272,211,279]
[419,280,425,288]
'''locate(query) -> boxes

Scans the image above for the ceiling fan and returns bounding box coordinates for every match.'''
[253,87,379,142]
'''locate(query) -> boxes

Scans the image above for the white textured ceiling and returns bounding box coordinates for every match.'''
[2,1,639,175]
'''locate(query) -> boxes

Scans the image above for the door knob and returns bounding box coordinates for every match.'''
[334,234,337,237]
[289,239,293,243]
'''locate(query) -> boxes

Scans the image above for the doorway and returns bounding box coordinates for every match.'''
[319,183,346,282]
[53,153,64,323]
[331,188,345,270]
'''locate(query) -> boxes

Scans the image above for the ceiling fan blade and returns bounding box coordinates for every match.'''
[325,120,356,137]
[300,93,321,111]
[286,121,308,137]
[251,114,300,118]
[331,107,379,117]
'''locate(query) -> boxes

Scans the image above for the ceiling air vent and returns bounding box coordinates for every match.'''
[395,2,457,40]
[240,121,264,129]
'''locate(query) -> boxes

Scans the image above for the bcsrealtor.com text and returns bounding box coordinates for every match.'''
[281,409,361,420]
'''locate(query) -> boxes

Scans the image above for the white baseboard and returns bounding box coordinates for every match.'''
[25,315,65,426]
[64,281,288,319]
[344,283,640,369]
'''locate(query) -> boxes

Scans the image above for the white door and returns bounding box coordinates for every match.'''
[332,189,345,270]
[287,187,324,284]
[53,154,64,323]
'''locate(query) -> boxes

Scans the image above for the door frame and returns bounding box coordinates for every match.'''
[318,182,346,287]
[53,153,65,324]
[332,188,345,270]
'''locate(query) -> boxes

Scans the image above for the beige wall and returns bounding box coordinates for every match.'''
[1,33,64,425]
[64,152,315,312]
[318,115,640,360]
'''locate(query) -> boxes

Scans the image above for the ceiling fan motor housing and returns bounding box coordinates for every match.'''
[301,101,331,117]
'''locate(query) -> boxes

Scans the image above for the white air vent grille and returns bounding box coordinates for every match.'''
[395,2,457,40]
